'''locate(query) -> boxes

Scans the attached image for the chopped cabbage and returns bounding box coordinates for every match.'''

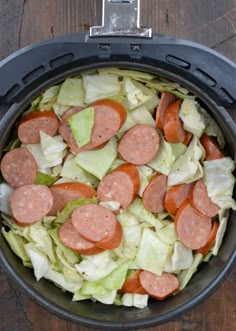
[121,293,149,309]
[35,172,57,186]
[128,198,163,229]
[156,222,178,245]
[39,85,60,110]
[75,251,118,282]
[179,99,206,137]
[130,106,155,127]
[136,165,154,196]
[25,143,63,169]
[171,241,193,271]
[212,209,230,255]
[204,118,225,148]
[93,290,117,305]
[170,143,187,160]
[135,228,171,275]
[45,269,83,293]
[83,73,121,103]
[0,183,14,215]
[68,107,95,147]
[148,133,175,175]
[57,77,85,107]
[75,137,117,180]
[2,228,30,264]
[98,68,155,81]
[177,253,203,291]
[40,132,67,162]
[204,158,236,210]
[116,112,136,138]
[24,243,50,281]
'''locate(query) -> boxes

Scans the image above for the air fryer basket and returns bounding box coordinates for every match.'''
[0,1,235,330]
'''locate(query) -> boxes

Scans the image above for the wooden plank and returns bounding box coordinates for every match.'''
[0,1,235,330]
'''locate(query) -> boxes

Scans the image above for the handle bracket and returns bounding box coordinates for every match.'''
[90,0,152,38]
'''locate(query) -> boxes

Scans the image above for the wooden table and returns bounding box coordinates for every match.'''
[0,1,235,330]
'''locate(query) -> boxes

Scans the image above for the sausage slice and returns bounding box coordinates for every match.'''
[175,200,212,250]
[163,100,186,143]
[18,110,59,144]
[142,174,167,213]
[72,204,122,250]
[196,220,219,256]
[118,124,160,165]
[97,163,140,210]
[119,270,147,294]
[0,148,38,188]
[200,134,224,160]
[189,179,220,217]
[10,184,53,226]
[59,218,104,255]
[164,183,192,216]
[48,182,97,216]
[155,91,176,129]
[60,100,127,153]
[139,271,179,300]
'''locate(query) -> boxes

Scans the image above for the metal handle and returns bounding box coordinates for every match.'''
[90,0,152,38]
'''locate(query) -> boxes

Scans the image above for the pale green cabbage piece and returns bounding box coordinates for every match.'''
[136,165,155,196]
[171,241,193,271]
[75,137,117,180]
[148,132,175,175]
[128,198,163,229]
[57,77,85,107]
[121,293,149,308]
[35,172,57,186]
[170,143,187,160]
[98,68,155,81]
[212,209,230,255]
[25,143,63,169]
[0,183,14,215]
[203,158,236,210]
[2,228,30,264]
[204,117,225,148]
[177,253,203,291]
[75,251,118,282]
[83,73,121,103]
[130,106,155,126]
[179,99,207,137]
[68,107,95,147]
[40,132,67,162]
[168,136,204,186]
[135,228,171,275]
[61,154,99,188]
[93,290,117,305]
[45,269,83,293]
[156,222,178,245]
[39,85,60,110]
[116,112,136,138]
[24,243,50,280]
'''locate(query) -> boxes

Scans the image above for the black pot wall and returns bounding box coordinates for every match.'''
[0,36,235,330]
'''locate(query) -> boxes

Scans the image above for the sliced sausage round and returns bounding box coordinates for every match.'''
[183,131,193,145]
[119,269,147,294]
[155,91,176,129]
[195,220,219,256]
[163,100,186,143]
[118,124,160,165]
[72,204,122,250]
[139,271,179,300]
[48,182,97,216]
[59,218,104,255]
[164,183,192,216]
[200,134,224,160]
[10,184,53,226]
[60,100,127,153]
[142,174,167,213]
[189,179,220,217]
[0,147,38,188]
[97,163,140,210]
[18,110,59,144]
[175,200,212,250]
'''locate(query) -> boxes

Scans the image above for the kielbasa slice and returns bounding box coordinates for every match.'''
[142,174,167,213]
[139,271,179,300]
[118,124,160,165]
[119,270,147,294]
[48,182,97,216]
[18,110,59,144]
[60,100,127,153]
[155,91,176,129]
[10,184,53,226]
[72,204,122,250]
[200,134,224,160]
[0,147,38,188]
[163,100,186,143]
[59,218,104,255]
[97,163,140,210]
[183,131,193,145]
[175,200,212,250]
[196,220,219,256]
[189,179,219,217]
[164,183,192,216]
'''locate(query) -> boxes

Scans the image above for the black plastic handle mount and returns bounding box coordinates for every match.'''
[0,32,235,108]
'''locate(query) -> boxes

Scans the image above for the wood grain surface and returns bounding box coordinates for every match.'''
[0,1,236,330]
